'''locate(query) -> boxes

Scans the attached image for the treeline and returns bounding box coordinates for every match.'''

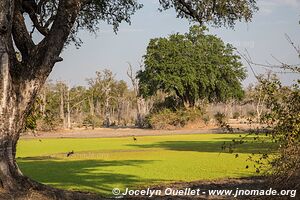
[25,26,296,132]
[25,68,287,132]
[26,68,152,131]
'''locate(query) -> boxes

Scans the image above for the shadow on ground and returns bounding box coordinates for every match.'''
[17,159,161,196]
[127,140,276,154]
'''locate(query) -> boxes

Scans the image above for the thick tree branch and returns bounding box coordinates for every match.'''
[177,0,204,24]
[28,11,49,36]
[34,0,82,76]
[43,14,56,28]
[12,4,35,61]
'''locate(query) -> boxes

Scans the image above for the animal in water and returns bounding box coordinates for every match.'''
[133,136,137,142]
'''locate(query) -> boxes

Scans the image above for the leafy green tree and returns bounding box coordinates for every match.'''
[138,26,246,108]
[159,0,257,27]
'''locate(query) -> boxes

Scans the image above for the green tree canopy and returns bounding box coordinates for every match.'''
[138,26,246,108]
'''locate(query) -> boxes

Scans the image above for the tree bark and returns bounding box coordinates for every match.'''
[0,0,25,191]
[0,40,36,192]
[126,64,146,127]
[67,87,71,129]
[0,0,82,192]
[103,96,110,127]
[59,84,66,128]
[89,95,94,116]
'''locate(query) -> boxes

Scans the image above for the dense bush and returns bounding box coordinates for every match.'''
[233,112,240,119]
[233,76,300,189]
[202,115,211,125]
[36,111,61,131]
[147,108,203,129]
[150,96,183,113]
[214,112,227,126]
[82,115,103,128]
[246,110,256,119]
[262,81,300,187]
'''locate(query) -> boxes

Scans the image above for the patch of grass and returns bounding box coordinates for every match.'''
[17,134,275,196]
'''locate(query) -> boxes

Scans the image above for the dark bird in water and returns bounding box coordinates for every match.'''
[67,150,74,157]
[39,139,42,142]
[133,136,137,142]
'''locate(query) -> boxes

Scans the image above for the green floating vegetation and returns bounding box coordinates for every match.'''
[17,134,275,196]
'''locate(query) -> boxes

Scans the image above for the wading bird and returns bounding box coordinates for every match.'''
[67,150,74,157]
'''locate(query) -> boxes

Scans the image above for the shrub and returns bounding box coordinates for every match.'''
[264,83,300,187]
[247,110,256,119]
[151,96,183,113]
[214,112,226,126]
[83,115,103,128]
[202,115,210,125]
[233,112,240,119]
[147,108,203,129]
[37,111,61,131]
[214,112,233,132]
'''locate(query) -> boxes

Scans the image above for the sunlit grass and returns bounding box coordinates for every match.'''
[17,134,275,196]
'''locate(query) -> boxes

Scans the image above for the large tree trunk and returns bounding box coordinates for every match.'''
[0,1,25,191]
[0,0,81,192]
[0,46,35,191]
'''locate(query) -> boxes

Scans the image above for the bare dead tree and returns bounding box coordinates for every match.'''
[127,62,147,127]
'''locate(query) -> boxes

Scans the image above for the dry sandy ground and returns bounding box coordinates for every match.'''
[21,122,260,139]
[21,127,222,139]
[22,127,253,139]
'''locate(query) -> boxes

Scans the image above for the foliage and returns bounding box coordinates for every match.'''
[202,115,211,125]
[147,108,203,129]
[150,96,183,113]
[213,112,226,126]
[233,112,240,119]
[25,93,62,131]
[260,79,300,185]
[159,0,258,28]
[227,73,300,188]
[244,74,281,122]
[25,69,136,130]
[214,112,234,132]
[32,0,258,46]
[87,69,129,127]
[138,26,246,108]
[37,110,61,131]
[82,114,103,128]
[57,0,143,47]
[25,98,43,131]
[246,110,256,119]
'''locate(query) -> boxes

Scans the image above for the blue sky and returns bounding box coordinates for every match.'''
[49,0,300,87]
